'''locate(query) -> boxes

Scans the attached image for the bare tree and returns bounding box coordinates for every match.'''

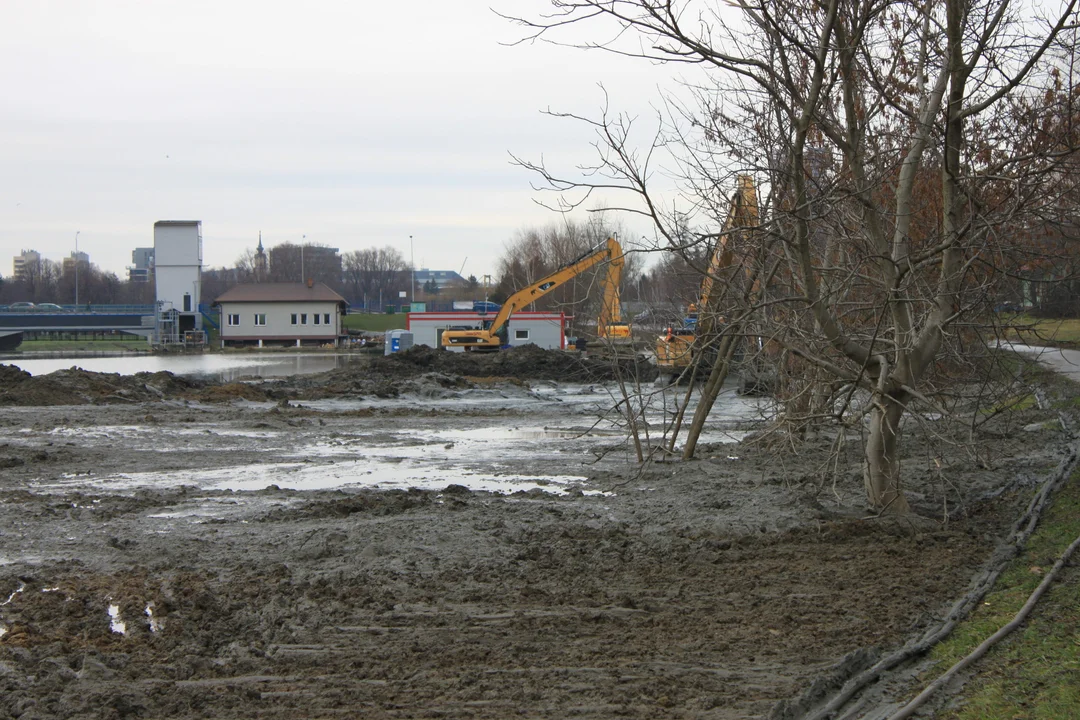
[233,249,259,283]
[342,246,409,310]
[269,243,344,291]
[507,0,1080,513]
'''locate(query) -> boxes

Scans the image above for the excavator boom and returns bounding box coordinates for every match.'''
[441,237,627,351]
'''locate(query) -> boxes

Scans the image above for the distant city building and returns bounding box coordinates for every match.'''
[62,250,90,276]
[129,247,155,283]
[413,269,466,291]
[12,249,40,281]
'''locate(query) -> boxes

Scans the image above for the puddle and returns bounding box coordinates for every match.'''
[34,459,590,497]
[436,427,620,441]
[1,583,25,606]
[108,604,126,634]
[9,380,765,502]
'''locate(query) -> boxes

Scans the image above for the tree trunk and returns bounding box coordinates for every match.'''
[682,332,739,460]
[864,391,911,514]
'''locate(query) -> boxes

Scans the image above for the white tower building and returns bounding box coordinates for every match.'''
[153,220,204,341]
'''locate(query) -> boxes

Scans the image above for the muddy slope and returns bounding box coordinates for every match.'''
[0,354,1067,718]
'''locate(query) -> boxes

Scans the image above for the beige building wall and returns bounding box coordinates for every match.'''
[218,300,341,340]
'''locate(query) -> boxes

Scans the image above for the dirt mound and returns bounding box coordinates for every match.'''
[0,366,205,406]
[0,345,655,408]
[191,382,272,403]
[0,364,31,387]
[367,344,657,382]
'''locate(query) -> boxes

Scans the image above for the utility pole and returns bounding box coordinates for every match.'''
[409,235,415,306]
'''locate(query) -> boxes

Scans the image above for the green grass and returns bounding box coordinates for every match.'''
[929,470,1080,719]
[15,339,151,352]
[980,393,1038,415]
[342,313,409,333]
[1007,315,1080,348]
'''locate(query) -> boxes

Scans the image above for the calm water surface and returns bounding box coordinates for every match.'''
[0,353,363,382]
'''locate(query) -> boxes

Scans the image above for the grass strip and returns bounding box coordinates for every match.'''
[342,313,409,333]
[924,470,1080,719]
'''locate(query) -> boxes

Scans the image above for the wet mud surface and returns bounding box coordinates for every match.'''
[0,347,1067,718]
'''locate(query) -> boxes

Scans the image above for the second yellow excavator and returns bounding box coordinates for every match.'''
[656,175,759,371]
[440,237,629,351]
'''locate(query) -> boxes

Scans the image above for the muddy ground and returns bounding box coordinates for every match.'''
[0,346,1069,718]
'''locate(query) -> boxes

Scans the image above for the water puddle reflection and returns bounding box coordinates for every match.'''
[34,459,591,497]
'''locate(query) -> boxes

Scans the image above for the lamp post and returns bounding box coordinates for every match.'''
[300,235,306,283]
[409,235,415,306]
[74,231,81,306]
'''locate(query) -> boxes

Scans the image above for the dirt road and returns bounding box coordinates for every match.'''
[0,348,1064,718]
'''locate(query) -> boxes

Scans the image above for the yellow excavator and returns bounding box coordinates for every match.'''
[441,237,630,351]
[656,175,759,371]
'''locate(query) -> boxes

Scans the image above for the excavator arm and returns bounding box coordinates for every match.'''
[657,175,759,370]
[696,175,758,335]
[441,237,626,351]
[596,241,629,339]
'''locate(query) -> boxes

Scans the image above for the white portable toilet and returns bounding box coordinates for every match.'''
[385,330,414,355]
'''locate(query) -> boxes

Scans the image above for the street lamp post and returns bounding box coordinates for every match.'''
[74,231,81,307]
[300,235,306,283]
[409,235,415,306]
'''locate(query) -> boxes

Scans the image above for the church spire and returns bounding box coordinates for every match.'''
[253,230,268,281]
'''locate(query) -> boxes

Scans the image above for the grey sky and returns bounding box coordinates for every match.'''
[1,1,674,281]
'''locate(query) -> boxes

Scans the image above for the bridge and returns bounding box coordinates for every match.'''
[0,304,220,341]
[0,306,158,338]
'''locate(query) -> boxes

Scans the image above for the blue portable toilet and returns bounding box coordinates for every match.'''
[385,330,414,355]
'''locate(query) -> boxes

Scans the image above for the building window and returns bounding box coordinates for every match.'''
[323,313,331,325]
[227,314,240,326]
[515,329,530,340]
[254,314,266,326]
[313,314,321,325]
[290,314,298,325]
[300,313,308,325]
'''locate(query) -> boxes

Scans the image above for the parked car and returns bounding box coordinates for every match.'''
[35,303,64,312]
[8,302,35,311]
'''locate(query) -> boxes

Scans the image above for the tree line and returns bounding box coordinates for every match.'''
[0,258,152,306]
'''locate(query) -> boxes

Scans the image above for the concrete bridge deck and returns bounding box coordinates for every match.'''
[0,309,156,337]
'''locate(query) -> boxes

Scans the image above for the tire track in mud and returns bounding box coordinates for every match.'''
[0,492,1009,719]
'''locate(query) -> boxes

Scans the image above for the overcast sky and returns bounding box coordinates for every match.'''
[0,1,678,282]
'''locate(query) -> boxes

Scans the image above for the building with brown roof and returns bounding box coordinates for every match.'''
[213,281,348,348]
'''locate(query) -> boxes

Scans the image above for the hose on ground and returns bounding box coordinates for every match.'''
[790,439,1079,720]
[884,531,1080,720]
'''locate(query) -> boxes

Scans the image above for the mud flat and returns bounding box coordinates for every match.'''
[0,346,1066,718]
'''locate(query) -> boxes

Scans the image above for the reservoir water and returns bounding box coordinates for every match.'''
[0,352,363,382]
